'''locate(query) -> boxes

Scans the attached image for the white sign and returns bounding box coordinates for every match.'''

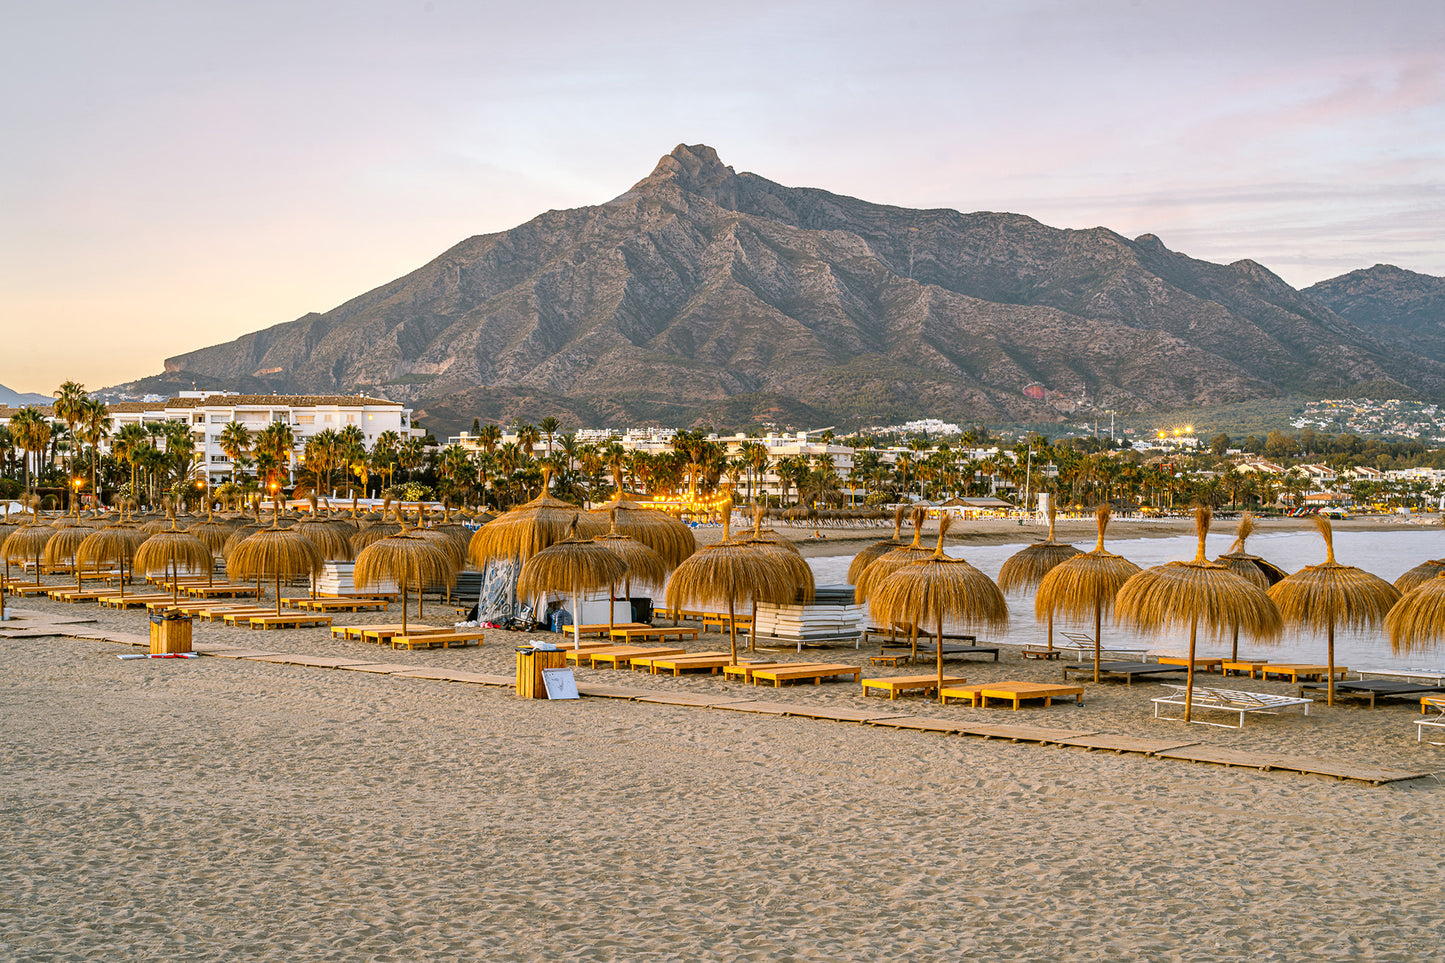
[541,667,579,700]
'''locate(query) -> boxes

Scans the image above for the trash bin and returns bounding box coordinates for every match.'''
[628,597,654,625]
[149,611,193,654]
[515,648,566,698]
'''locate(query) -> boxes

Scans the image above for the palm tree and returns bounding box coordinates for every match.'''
[77,398,110,506]
[539,416,560,457]
[52,380,88,489]
[477,423,501,454]
[398,437,424,482]
[10,407,51,493]
[218,422,252,485]
[253,422,297,494]
[111,423,148,499]
[337,425,367,496]
[0,425,14,481]
[515,423,540,458]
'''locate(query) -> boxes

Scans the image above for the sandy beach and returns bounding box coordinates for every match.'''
[3,579,1444,962]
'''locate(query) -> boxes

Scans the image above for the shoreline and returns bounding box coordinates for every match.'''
[701,513,1441,558]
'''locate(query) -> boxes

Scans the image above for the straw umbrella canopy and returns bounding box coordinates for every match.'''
[4,519,57,586]
[75,525,149,598]
[43,525,90,590]
[665,513,791,666]
[854,507,932,606]
[997,504,1083,652]
[1385,573,1445,656]
[471,470,606,568]
[133,523,214,603]
[227,521,325,615]
[733,505,817,652]
[1117,507,1283,722]
[1267,515,1400,706]
[0,519,19,601]
[517,517,627,649]
[870,515,1009,702]
[1034,506,1142,683]
[589,470,697,568]
[1395,558,1445,594]
[353,525,457,635]
[187,508,235,556]
[846,506,910,584]
[1211,512,1290,659]
[591,508,670,636]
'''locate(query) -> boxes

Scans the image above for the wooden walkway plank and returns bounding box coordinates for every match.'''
[1259,755,1429,785]
[1155,746,1281,770]
[710,701,816,717]
[866,716,976,734]
[960,724,1098,743]
[574,685,655,700]
[634,693,756,708]
[202,649,287,660]
[1053,735,1201,755]
[247,655,379,669]
[333,662,417,674]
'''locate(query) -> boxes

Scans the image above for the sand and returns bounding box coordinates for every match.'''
[3,586,1445,961]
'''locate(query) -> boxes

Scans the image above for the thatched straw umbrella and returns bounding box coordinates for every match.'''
[517,516,628,649]
[1385,573,1445,656]
[43,525,90,590]
[134,523,214,604]
[1395,558,1445,594]
[228,522,325,615]
[75,525,149,599]
[854,507,932,605]
[871,515,1009,702]
[187,508,234,556]
[1034,506,1141,683]
[1267,515,1400,706]
[590,471,697,568]
[997,504,1083,652]
[846,506,909,584]
[665,513,790,666]
[472,470,605,568]
[733,505,816,652]
[4,518,56,586]
[1211,512,1290,660]
[0,520,18,605]
[1116,507,1282,722]
[354,527,457,635]
[592,508,670,637]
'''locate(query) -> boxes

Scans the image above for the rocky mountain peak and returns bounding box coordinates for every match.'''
[630,143,738,200]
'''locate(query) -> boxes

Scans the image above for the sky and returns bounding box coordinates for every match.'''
[2,0,1441,396]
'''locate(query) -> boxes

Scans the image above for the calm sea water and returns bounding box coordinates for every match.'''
[808,527,1445,672]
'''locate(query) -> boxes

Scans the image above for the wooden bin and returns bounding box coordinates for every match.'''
[149,615,193,654]
[515,649,566,699]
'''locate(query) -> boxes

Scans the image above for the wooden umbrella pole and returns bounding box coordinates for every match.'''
[573,588,581,651]
[1184,618,1198,723]
[749,599,758,653]
[274,573,281,616]
[728,598,738,666]
[1231,626,1239,662]
[401,581,409,635]
[1047,611,1054,652]
[171,557,179,604]
[1327,622,1336,707]
[935,610,945,705]
[1093,602,1102,684]
[607,580,616,640]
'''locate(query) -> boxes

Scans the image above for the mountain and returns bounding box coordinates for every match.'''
[0,384,54,407]
[1303,264,1445,365]
[132,144,1445,433]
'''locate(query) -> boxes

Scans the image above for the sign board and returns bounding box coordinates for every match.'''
[541,667,579,700]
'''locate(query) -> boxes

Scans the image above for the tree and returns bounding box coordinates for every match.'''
[9,407,51,493]
[477,423,501,454]
[539,416,560,457]
[1210,433,1231,457]
[52,380,88,487]
[76,398,109,506]
[398,437,425,482]
[218,422,253,485]
[253,422,297,493]
[337,424,367,496]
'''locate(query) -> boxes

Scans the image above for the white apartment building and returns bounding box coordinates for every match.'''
[1,392,422,486]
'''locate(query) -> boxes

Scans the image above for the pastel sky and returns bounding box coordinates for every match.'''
[2,0,1441,395]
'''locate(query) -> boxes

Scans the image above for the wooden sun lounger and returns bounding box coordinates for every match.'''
[389,630,484,650]
[199,606,274,622]
[317,591,400,601]
[608,626,700,644]
[583,646,686,669]
[1418,697,1445,745]
[1222,659,1271,678]
[629,652,731,674]
[286,597,390,612]
[701,612,751,632]
[99,594,175,609]
[242,614,334,630]
[1062,661,1186,684]
[1297,680,1445,708]
[7,583,59,597]
[1258,664,1347,683]
[1154,656,1224,671]
[940,682,1085,709]
[1355,668,1445,685]
[181,584,260,598]
[1152,684,1312,728]
[46,589,111,602]
[861,674,969,699]
[750,663,862,687]
[568,622,650,638]
[358,625,449,643]
[721,661,788,682]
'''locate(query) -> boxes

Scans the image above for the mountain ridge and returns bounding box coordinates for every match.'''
[124,144,1445,432]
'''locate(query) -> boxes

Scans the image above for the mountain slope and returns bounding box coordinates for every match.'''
[0,384,54,407]
[1304,264,1445,364]
[136,145,1445,431]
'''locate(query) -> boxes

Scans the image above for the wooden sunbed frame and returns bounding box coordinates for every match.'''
[1152,684,1312,729]
[721,662,787,682]
[608,626,700,644]
[1257,664,1348,683]
[582,646,686,669]
[286,597,390,612]
[861,674,969,699]
[241,614,334,630]
[634,653,734,676]
[1418,697,1445,745]
[940,682,1085,709]
[1062,661,1185,685]
[389,630,484,650]
[749,664,862,687]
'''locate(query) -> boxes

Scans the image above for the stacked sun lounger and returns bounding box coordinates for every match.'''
[314,562,398,596]
[750,584,863,649]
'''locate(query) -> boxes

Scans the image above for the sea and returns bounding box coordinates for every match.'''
[807,527,1445,673]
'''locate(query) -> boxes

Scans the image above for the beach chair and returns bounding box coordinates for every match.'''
[1417,697,1445,745]
[1152,684,1312,729]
